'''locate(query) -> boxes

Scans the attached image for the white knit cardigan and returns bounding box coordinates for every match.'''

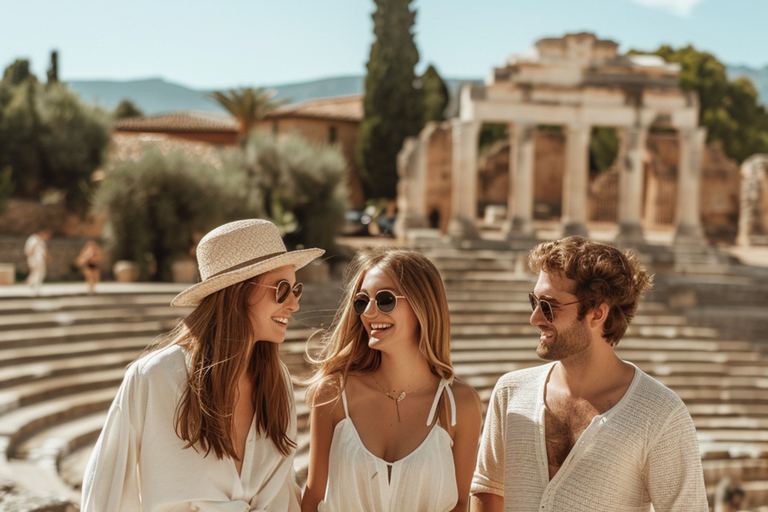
[471,363,708,512]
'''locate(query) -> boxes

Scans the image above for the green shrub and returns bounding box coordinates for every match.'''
[242,132,347,254]
[95,146,261,281]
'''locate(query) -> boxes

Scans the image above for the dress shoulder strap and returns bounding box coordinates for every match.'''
[426,379,457,427]
[340,387,350,418]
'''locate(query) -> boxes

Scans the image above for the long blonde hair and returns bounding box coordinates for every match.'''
[157,275,295,459]
[306,248,453,408]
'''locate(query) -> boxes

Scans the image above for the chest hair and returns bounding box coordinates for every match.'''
[544,396,603,479]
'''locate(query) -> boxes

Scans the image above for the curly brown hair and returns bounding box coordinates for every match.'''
[528,236,653,346]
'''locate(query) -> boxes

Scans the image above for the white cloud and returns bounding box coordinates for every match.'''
[627,0,704,17]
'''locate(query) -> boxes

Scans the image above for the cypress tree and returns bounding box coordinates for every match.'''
[46,50,59,84]
[420,64,449,124]
[358,0,423,200]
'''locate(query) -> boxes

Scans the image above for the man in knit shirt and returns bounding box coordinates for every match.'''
[470,237,708,512]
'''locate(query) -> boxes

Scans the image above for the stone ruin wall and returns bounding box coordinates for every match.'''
[738,154,768,245]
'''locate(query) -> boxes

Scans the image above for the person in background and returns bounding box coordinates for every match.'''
[470,236,708,512]
[302,247,482,512]
[24,229,52,295]
[82,219,324,511]
[75,240,103,295]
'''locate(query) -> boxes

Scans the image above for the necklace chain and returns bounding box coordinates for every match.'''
[371,372,433,422]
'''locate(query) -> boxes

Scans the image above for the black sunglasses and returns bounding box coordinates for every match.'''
[353,290,406,315]
[528,292,580,323]
[253,280,303,304]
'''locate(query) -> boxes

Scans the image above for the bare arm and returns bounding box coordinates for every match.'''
[470,493,503,512]
[300,387,340,512]
[450,381,483,512]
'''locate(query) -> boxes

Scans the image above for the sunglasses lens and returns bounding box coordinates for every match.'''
[353,295,369,315]
[530,293,553,322]
[541,301,553,323]
[292,282,303,301]
[274,281,291,303]
[528,293,537,312]
[375,291,397,313]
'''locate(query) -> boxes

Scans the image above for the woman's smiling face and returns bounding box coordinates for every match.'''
[247,265,300,343]
[356,264,419,353]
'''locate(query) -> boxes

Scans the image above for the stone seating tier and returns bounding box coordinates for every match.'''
[0,249,766,508]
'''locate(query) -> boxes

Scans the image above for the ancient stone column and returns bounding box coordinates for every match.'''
[673,127,707,245]
[448,119,481,238]
[394,129,429,239]
[737,154,768,246]
[616,126,647,245]
[562,124,590,237]
[504,123,536,239]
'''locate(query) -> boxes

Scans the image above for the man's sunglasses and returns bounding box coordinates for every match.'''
[528,292,580,323]
[252,280,303,304]
[353,290,407,315]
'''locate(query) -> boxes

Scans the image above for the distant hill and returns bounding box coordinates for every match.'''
[68,78,225,115]
[67,76,370,116]
[67,66,767,117]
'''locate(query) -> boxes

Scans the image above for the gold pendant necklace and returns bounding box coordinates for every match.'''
[372,372,431,422]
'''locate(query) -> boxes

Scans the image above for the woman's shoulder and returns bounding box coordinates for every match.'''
[307,373,344,407]
[128,345,188,385]
[448,378,482,419]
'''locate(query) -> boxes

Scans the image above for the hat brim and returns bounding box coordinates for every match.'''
[170,248,325,307]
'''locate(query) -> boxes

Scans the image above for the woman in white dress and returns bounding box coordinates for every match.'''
[301,248,482,512]
[82,219,323,512]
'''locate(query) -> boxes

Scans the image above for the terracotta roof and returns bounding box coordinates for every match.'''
[113,111,238,133]
[110,132,226,168]
[267,95,363,123]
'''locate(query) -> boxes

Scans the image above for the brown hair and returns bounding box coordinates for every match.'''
[159,275,294,459]
[528,236,653,346]
[305,248,453,410]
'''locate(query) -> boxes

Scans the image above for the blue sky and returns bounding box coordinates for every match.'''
[1,0,766,89]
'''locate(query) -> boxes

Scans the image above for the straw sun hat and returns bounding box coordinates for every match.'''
[171,219,324,307]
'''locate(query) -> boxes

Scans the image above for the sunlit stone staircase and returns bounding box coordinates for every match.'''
[422,244,768,510]
[1,244,767,509]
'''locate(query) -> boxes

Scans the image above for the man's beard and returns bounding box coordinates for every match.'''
[536,317,591,361]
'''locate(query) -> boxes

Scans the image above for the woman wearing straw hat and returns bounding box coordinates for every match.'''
[301,248,482,512]
[82,219,323,512]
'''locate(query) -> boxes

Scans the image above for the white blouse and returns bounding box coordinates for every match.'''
[318,379,459,512]
[81,345,301,512]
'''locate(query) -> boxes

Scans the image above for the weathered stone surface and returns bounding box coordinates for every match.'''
[0,478,76,512]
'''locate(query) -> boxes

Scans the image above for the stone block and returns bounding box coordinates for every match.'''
[0,264,14,285]
[113,261,139,283]
[171,260,198,283]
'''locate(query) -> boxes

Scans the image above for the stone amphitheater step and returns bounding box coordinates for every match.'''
[0,336,153,367]
[0,306,185,331]
[0,351,137,389]
[12,410,108,466]
[0,368,125,415]
[0,293,183,315]
[0,319,180,349]
[0,387,117,458]
[1,263,767,507]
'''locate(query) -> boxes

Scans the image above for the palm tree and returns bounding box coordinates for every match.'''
[208,87,289,141]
